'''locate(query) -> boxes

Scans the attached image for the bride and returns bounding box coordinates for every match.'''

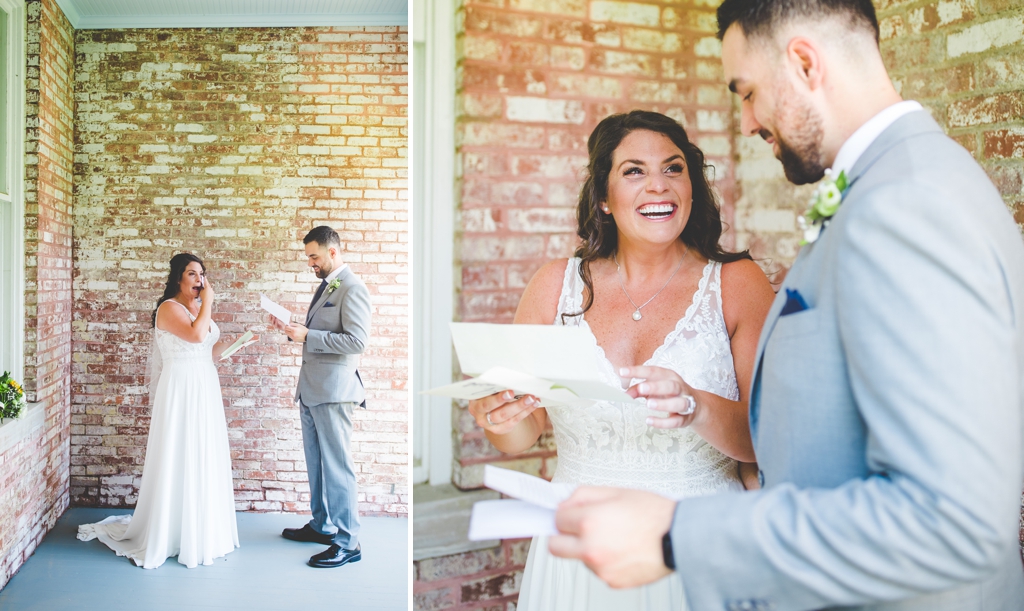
[467,111,775,609]
[78,253,242,568]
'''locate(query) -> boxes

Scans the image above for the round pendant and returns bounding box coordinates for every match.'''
[632,310,642,321]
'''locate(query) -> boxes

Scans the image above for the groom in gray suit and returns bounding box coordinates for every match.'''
[273,225,371,568]
[548,1,1024,609]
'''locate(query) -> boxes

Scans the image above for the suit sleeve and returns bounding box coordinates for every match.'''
[668,180,1023,610]
[305,279,371,355]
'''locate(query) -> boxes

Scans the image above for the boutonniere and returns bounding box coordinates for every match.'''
[326,278,341,295]
[798,169,848,245]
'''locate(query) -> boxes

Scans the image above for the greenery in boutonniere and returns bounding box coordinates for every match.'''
[0,371,25,420]
[798,169,848,245]
[326,278,342,295]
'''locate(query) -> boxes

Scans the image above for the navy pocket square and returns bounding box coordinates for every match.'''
[779,288,809,316]
[323,302,336,308]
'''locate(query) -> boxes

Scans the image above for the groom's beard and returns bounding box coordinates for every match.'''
[314,261,334,279]
[772,94,827,186]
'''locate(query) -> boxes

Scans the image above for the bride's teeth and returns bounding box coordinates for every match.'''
[638,204,674,217]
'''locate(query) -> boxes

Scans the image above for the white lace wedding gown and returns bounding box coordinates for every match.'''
[78,301,239,568]
[517,258,745,610]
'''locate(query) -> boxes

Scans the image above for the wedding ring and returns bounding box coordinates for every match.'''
[681,395,696,416]
[485,412,495,427]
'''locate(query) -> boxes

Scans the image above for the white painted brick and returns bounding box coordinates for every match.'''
[948,16,1024,58]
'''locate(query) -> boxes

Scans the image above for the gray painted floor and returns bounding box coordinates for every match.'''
[0,508,408,611]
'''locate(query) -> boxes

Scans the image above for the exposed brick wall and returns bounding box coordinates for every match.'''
[69,26,408,517]
[414,540,529,611]
[0,0,75,590]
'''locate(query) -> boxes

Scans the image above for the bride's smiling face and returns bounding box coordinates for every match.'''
[603,129,693,249]
[176,262,205,300]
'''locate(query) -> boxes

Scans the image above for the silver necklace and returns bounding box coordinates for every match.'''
[613,247,688,321]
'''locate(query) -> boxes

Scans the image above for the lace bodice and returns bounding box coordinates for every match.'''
[155,301,219,362]
[547,257,743,499]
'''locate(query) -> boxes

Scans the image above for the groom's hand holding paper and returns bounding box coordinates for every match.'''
[549,487,677,589]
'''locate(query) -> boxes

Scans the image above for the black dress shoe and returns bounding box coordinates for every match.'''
[282,524,334,545]
[308,543,361,568]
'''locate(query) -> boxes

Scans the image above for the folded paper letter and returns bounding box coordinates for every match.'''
[422,323,641,408]
[218,330,256,360]
[468,466,576,541]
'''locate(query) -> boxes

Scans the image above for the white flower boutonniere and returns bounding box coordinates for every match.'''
[326,278,342,295]
[798,169,848,245]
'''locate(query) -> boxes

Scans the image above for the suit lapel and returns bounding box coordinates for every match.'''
[306,268,349,326]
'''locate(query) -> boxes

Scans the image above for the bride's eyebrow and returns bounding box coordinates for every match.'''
[616,154,685,170]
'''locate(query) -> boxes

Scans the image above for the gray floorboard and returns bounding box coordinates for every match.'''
[0,507,408,611]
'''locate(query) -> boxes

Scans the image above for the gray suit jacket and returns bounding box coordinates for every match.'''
[296,266,371,407]
[671,111,1024,611]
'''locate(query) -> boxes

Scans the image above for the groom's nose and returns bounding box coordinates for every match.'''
[740,103,765,139]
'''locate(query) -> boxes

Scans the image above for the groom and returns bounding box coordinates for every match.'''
[548,0,1024,609]
[273,225,371,568]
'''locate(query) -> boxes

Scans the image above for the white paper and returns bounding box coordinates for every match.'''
[466,466,576,541]
[260,294,293,324]
[218,330,256,360]
[421,323,642,407]
[468,499,557,541]
[483,465,573,510]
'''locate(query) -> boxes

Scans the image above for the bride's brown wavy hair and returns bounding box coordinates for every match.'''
[570,110,751,319]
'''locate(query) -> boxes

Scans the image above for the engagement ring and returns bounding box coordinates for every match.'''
[681,395,696,415]
[486,412,495,426]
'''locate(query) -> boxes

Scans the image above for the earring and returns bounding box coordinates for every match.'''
[601,206,610,213]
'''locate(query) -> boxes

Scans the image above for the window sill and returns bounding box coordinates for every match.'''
[413,483,500,561]
[0,402,45,456]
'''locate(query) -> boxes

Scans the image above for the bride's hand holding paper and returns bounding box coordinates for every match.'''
[468,390,540,436]
[621,365,700,429]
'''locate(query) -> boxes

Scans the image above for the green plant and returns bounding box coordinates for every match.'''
[0,371,25,420]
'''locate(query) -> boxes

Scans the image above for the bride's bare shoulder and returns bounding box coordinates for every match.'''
[514,258,572,325]
[155,299,190,330]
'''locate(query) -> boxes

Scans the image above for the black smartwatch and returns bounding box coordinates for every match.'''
[661,531,676,570]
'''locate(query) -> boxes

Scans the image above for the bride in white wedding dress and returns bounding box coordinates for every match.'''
[467,111,776,610]
[78,253,241,569]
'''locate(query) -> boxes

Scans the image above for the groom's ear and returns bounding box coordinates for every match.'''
[785,37,825,93]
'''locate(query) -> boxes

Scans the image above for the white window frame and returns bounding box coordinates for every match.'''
[0,0,25,386]
[412,0,456,485]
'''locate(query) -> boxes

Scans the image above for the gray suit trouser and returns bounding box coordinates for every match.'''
[300,399,360,548]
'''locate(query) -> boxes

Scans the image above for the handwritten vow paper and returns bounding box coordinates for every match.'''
[422,323,641,409]
[468,466,576,541]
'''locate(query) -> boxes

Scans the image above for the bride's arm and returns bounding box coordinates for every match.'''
[466,259,567,455]
[623,259,774,463]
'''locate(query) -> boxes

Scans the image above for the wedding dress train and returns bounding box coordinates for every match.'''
[78,301,238,568]
[516,258,745,610]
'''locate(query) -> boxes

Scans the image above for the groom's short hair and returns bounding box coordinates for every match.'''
[716,0,880,44]
[303,225,341,249]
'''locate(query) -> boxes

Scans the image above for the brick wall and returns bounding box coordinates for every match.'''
[69,26,409,517]
[0,0,75,590]
[414,540,529,611]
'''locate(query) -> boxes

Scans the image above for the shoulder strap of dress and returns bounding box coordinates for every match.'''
[554,257,584,326]
[157,299,196,327]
